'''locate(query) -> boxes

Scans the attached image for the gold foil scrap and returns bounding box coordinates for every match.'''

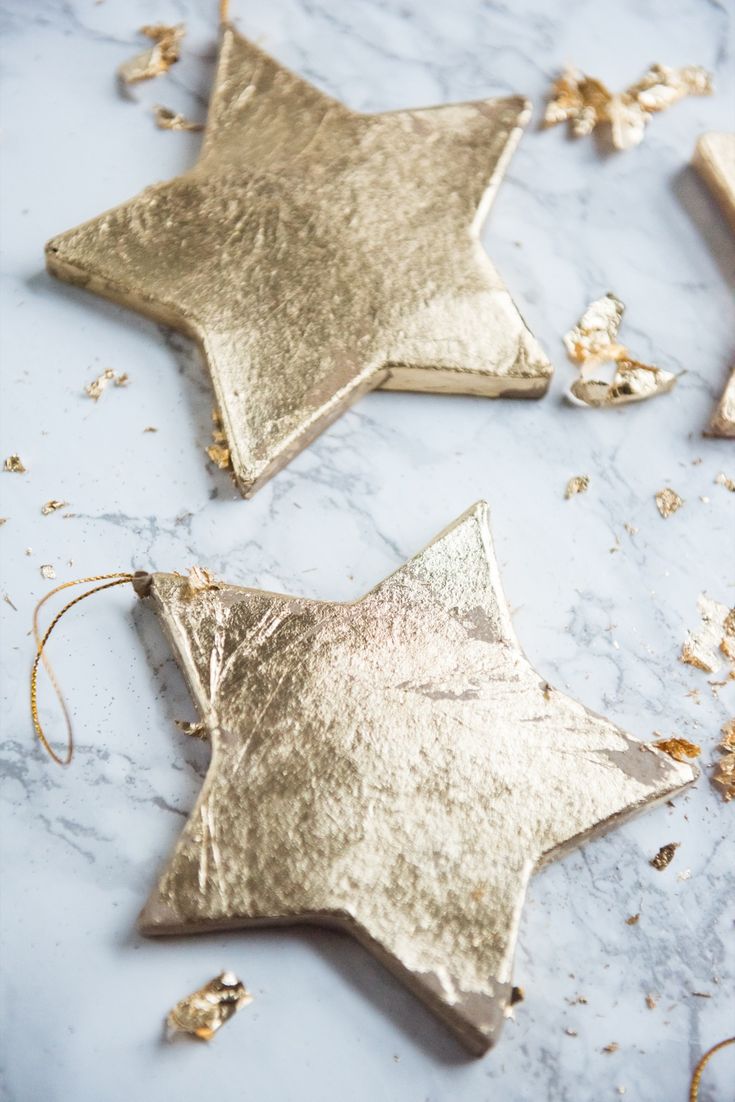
[713,719,735,802]
[625,913,640,926]
[544,64,712,150]
[206,409,232,471]
[652,737,701,763]
[650,842,679,870]
[681,596,735,674]
[565,295,675,407]
[119,24,184,85]
[153,106,204,132]
[645,994,657,1009]
[41,500,68,516]
[603,1042,620,1054]
[655,488,683,518]
[0,518,7,526]
[40,564,56,580]
[715,472,735,493]
[166,971,252,1041]
[565,475,589,499]
[3,455,26,473]
[186,566,221,594]
[85,368,129,401]
[708,369,735,438]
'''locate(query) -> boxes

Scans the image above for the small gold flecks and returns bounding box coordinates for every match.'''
[41,500,68,516]
[166,971,252,1042]
[645,994,657,1010]
[186,565,221,594]
[119,24,185,85]
[206,408,232,471]
[625,913,640,926]
[603,1041,620,1054]
[174,719,208,740]
[655,488,683,518]
[624,523,638,536]
[544,64,712,151]
[681,596,735,675]
[650,842,679,870]
[565,1028,578,1037]
[715,472,735,493]
[652,736,701,763]
[144,426,158,433]
[40,564,56,580]
[85,368,129,401]
[3,454,26,473]
[713,719,735,802]
[564,475,589,499]
[153,106,204,132]
[564,294,675,408]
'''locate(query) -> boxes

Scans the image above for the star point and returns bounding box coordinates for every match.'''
[135,502,695,1054]
[46,26,552,497]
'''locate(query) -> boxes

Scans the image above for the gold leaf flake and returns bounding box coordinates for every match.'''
[715,472,735,493]
[544,64,712,150]
[186,566,221,594]
[565,295,675,408]
[625,913,640,925]
[645,994,657,1009]
[565,1028,578,1037]
[603,1041,620,1054]
[3,454,26,473]
[655,488,683,518]
[565,475,589,499]
[41,500,68,516]
[144,426,158,433]
[650,842,679,870]
[681,595,735,674]
[652,737,701,763]
[624,523,638,536]
[153,106,204,132]
[85,368,129,401]
[40,564,56,580]
[174,719,208,740]
[166,971,252,1041]
[206,408,232,470]
[713,720,735,802]
[119,24,185,85]
[0,518,7,525]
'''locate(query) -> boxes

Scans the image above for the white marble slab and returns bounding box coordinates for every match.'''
[1,1,733,1099]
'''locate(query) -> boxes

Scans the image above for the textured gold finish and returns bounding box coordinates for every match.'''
[694,133,735,438]
[46,25,551,498]
[134,503,696,1055]
[545,64,712,150]
[166,971,252,1041]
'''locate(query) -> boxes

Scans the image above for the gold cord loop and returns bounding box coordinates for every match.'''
[689,1036,735,1102]
[31,573,136,765]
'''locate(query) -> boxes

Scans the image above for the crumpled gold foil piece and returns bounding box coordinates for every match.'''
[206,410,232,471]
[118,24,185,85]
[166,971,252,1041]
[652,737,701,763]
[41,500,68,515]
[3,454,26,473]
[713,720,735,802]
[655,488,683,518]
[650,842,679,870]
[565,475,589,499]
[681,596,735,675]
[132,502,695,1056]
[40,564,56,580]
[564,294,675,407]
[715,472,735,493]
[84,368,129,401]
[186,566,221,594]
[694,133,735,438]
[47,26,552,498]
[153,106,204,132]
[545,64,712,150]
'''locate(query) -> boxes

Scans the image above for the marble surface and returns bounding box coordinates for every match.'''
[1,0,733,1099]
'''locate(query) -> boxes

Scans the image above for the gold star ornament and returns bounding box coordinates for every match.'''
[46,24,551,497]
[134,503,695,1054]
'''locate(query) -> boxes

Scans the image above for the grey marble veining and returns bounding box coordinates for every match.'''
[0,1,733,1099]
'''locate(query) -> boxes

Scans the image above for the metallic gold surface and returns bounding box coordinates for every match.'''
[652,737,701,763]
[564,475,589,498]
[46,25,552,498]
[649,842,679,870]
[713,720,735,803]
[41,500,68,516]
[153,106,204,132]
[166,970,252,1041]
[3,455,26,473]
[545,64,712,150]
[694,133,735,438]
[565,293,676,407]
[134,502,696,1055]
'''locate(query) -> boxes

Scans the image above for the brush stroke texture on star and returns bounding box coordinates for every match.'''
[133,503,694,1054]
[46,25,552,496]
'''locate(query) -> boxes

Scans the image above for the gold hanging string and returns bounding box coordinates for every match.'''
[31,573,136,766]
[689,1036,735,1102]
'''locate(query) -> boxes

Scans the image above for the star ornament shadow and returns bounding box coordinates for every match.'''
[46,24,552,497]
[133,502,695,1054]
